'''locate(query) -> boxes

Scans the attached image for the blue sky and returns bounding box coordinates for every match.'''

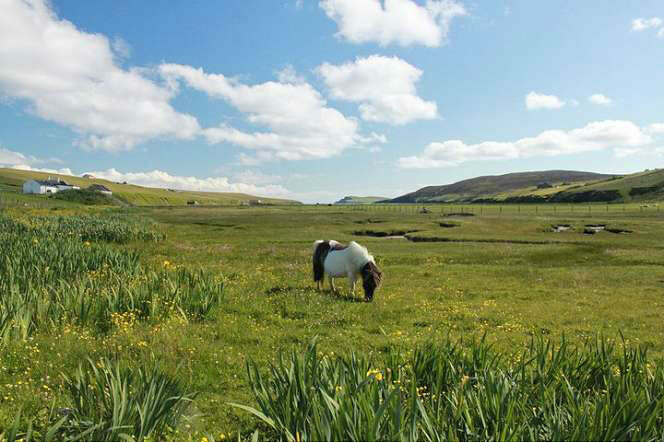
[1,0,663,202]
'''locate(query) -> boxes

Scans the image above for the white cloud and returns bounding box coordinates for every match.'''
[589,94,612,106]
[613,147,642,158]
[398,120,654,168]
[317,55,438,125]
[159,63,377,161]
[0,0,200,152]
[231,169,282,186]
[659,28,664,38]
[319,0,467,47]
[85,168,291,197]
[0,146,62,168]
[111,37,131,59]
[0,147,35,167]
[631,17,662,31]
[525,92,565,110]
[10,164,74,175]
[276,65,305,84]
[648,123,664,134]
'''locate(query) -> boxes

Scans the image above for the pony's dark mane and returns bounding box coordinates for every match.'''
[361,261,383,301]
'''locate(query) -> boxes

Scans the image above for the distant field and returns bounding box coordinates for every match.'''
[0,167,299,206]
[2,202,663,438]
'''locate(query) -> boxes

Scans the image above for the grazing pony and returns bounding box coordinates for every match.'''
[312,240,383,301]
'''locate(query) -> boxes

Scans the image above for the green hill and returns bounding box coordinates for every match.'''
[334,195,389,205]
[388,170,615,203]
[0,168,300,206]
[387,169,664,204]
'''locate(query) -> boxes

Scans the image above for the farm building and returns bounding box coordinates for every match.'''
[87,184,113,195]
[249,199,263,206]
[22,178,79,194]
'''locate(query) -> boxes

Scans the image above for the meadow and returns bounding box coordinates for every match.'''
[1,201,664,440]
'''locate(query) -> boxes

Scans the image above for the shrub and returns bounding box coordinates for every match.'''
[52,189,114,206]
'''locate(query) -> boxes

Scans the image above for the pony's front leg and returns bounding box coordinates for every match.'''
[329,277,337,293]
[348,274,357,296]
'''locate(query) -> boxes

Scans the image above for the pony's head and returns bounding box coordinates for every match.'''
[361,260,383,302]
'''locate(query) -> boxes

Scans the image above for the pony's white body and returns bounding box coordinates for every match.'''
[323,241,374,280]
[312,240,377,294]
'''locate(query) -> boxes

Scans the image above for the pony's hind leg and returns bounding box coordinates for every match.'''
[330,277,337,293]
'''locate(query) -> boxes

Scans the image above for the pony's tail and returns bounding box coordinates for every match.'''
[312,240,329,282]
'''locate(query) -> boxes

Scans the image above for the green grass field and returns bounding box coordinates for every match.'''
[1,202,664,440]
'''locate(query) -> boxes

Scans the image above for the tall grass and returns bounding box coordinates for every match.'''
[10,214,166,243]
[60,358,194,441]
[0,214,223,342]
[1,359,194,441]
[235,337,664,441]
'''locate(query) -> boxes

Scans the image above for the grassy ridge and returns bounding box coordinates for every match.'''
[0,167,300,206]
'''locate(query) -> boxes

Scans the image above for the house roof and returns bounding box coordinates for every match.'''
[34,179,68,186]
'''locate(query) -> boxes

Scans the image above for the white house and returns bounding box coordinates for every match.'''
[22,178,79,194]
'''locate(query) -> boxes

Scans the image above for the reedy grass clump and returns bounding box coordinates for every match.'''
[236,337,664,441]
[1,359,195,441]
[9,214,166,243]
[59,358,195,441]
[0,214,223,342]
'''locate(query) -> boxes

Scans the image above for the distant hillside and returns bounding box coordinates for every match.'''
[543,168,664,203]
[335,195,388,205]
[389,171,615,203]
[0,168,300,206]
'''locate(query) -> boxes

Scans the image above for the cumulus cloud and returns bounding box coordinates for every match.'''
[631,17,662,31]
[648,123,664,134]
[159,63,380,161]
[84,168,291,197]
[589,94,612,106]
[317,55,438,125]
[613,147,642,158]
[231,169,283,186]
[276,65,305,84]
[0,0,199,152]
[398,120,655,168]
[10,164,74,175]
[0,146,63,168]
[0,147,36,167]
[319,0,467,47]
[525,92,566,110]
